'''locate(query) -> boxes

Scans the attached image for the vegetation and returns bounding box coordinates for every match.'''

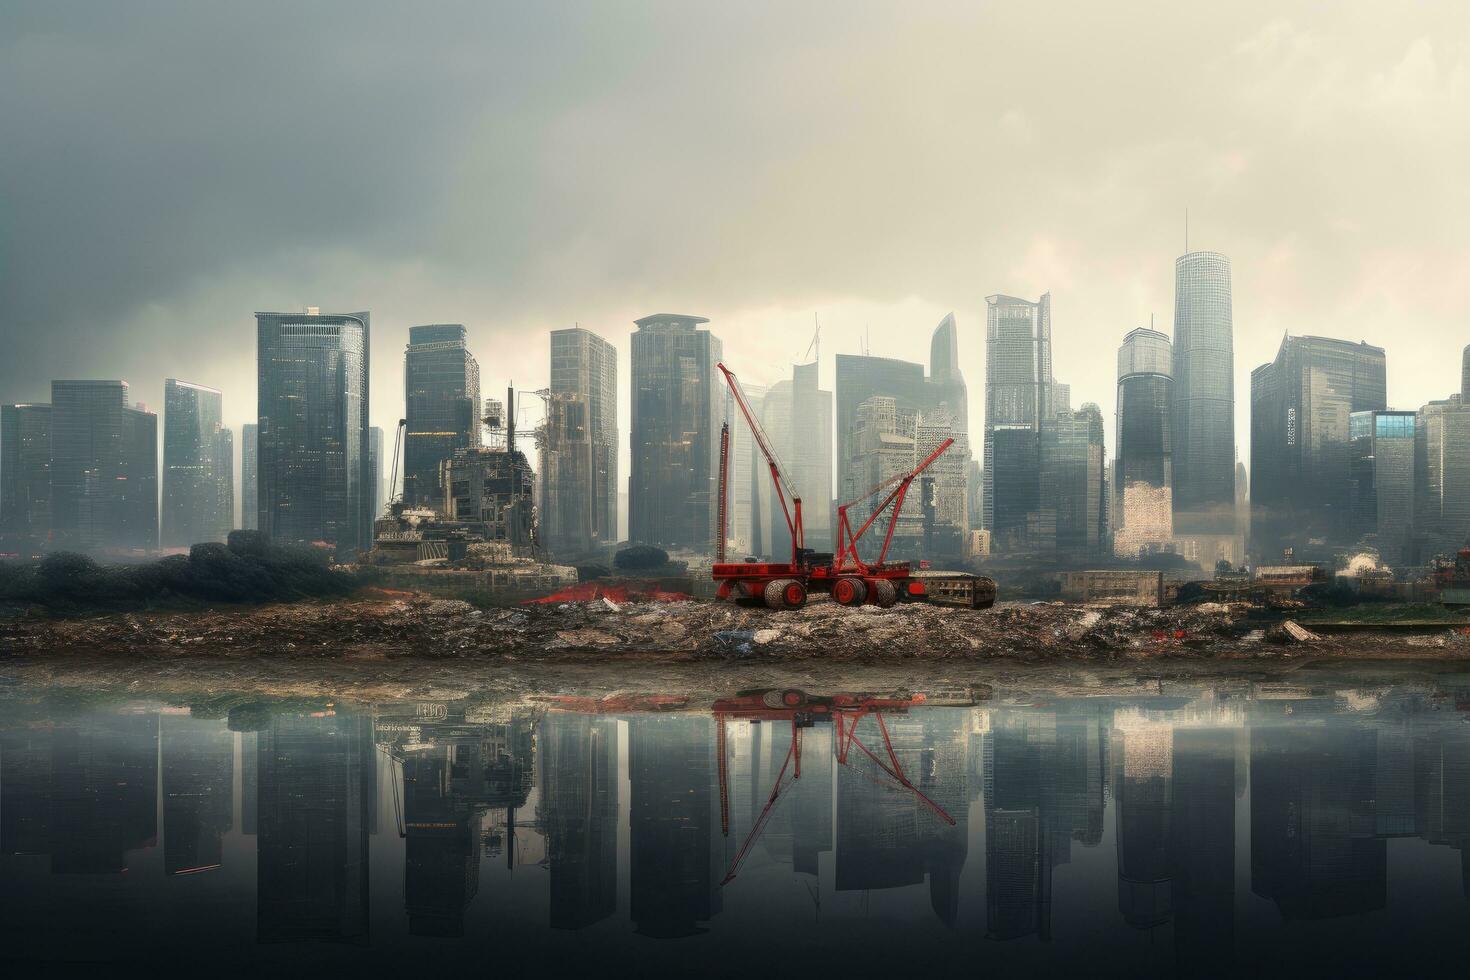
[613,544,670,571]
[0,531,360,612]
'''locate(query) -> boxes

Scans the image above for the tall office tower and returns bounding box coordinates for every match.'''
[0,403,51,549]
[629,314,723,551]
[731,383,766,556]
[1114,328,1174,556]
[256,310,372,558]
[241,423,259,530]
[539,392,597,556]
[403,324,480,509]
[834,354,926,516]
[916,410,972,558]
[162,379,231,547]
[844,396,921,548]
[756,363,833,553]
[1250,335,1387,562]
[1170,251,1235,534]
[550,327,618,547]
[368,425,384,521]
[1038,404,1106,559]
[1415,395,1470,557]
[1348,410,1416,564]
[928,312,968,432]
[983,294,1059,546]
[1463,345,1470,400]
[49,380,157,554]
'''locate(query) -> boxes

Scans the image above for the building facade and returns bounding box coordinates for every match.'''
[628,314,723,552]
[256,310,372,558]
[1114,328,1174,556]
[241,423,259,531]
[549,327,618,551]
[1171,252,1235,534]
[1250,335,1386,562]
[983,294,1061,545]
[1038,404,1106,560]
[834,354,927,520]
[0,403,51,551]
[404,324,480,509]
[1415,394,1470,558]
[162,379,232,547]
[48,381,157,554]
[1348,410,1416,565]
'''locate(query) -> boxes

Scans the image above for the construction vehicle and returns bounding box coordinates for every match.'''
[712,361,995,610]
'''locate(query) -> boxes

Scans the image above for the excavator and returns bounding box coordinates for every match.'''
[712,361,995,610]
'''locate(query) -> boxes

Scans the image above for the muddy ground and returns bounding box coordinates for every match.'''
[3,595,1470,709]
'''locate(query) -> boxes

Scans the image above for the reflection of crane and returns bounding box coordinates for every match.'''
[712,690,956,886]
[712,361,994,610]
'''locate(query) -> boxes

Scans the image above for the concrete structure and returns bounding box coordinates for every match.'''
[1349,410,1416,565]
[550,327,618,549]
[48,380,157,554]
[1038,404,1106,560]
[1059,570,1166,607]
[1171,252,1235,535]
[0,403,51,551]
[835,353,926,522]
[241,423,258,531]
[256,310,372,558]
[162,379,231,547]
[441,443,537,552]
[404,324,480,509]
[538,391,598,557]
[629,314,723,552]
[983,294,1061,539]
[1114,328,1173,556]
[1250,335,1386,563]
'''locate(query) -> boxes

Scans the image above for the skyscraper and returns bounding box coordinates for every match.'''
[162,379,232,547]
[1348,410,1416,564]
[983,294,1060,551]
[1038,404,1106,559]
[1171,252,1235,534]
[756,361,833,553]
[928,312,968,433]
[241,423,258,531]
[48,380,157,554]
[1114,328,1173,556]
[548,327,618,550]
[1463,345,1470,401]
[256,310,372,558]
[403,324,480,509]
[1414,394,1470,558]
[0,403,51,550]
[629,314,723,551]
[1250,335,1387,562]
[835,354,926,515]
[368,425,384,521]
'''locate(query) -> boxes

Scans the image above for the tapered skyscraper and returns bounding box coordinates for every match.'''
[256,310,372,558]
[1170,252,1235,534]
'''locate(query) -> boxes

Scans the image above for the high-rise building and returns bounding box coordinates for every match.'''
[1038,404,1106,559]
[241,423,258,531]
[1415,395,1470,557]
[48,380,157,554]
[629,314,723,551]
[1463,345,1470,401]
[1171,252,1235,534]
[550,327,618,548]
[368,425,384,521]
[1114,328,1174,556]
[0,403,51,550]
[403,324,480,509]
[756,362,833,553]
[983,294,1061,546]
[256,310,372,558]
[162,379,232,547]
[1250,335,1386,562]
[538,392,598,556]
[928,312,968,433]
[835,354,926,517]
[1348,410,1416,564]
[731,383,766,557]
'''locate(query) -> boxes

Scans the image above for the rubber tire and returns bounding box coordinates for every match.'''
[872,579,898,608]
[833,576,868,607]
[780,579,808,609]
[764,578,807,610]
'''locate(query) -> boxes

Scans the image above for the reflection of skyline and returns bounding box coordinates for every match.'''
[6,684,1470,956]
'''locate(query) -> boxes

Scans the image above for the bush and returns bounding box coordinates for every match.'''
[614,545,670,571]
[576,563,612,582]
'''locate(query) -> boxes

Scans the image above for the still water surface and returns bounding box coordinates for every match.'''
[3,680,1470,977]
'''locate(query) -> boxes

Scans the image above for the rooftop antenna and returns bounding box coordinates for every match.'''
[801,313,821,365]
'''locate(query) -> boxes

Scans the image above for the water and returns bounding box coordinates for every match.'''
[3,678,1470,977]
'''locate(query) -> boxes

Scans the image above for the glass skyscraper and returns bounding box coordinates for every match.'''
[256,310,372,558]
[162,379,232,547]
[1170,252,1235,534]
[628,314,723,551]
[241,423,258,531]
[403,324,480,509]
[0,403,51,551]
[1348,410,1416,564]
[549,326,618,549]
[1250,335,1386,562]
[834,353,926,514]
[1114,328,1173,555]
[47,380,157,554]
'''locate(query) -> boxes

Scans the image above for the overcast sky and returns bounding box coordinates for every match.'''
[3,1,1467,490]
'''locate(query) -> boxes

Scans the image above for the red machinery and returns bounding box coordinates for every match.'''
[712,689,956,885]
[712,361,994,610]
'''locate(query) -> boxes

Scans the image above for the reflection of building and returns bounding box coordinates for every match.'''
[256,712,373,943]
[404,324,481,510]
[161,714,234,876]
[256,310,372,558]
[538,713,620,929]
[162,379,232,547]
[1169,730,1235,973]
[402,748,481,937]
[1171,251,1235,536]
[629,314,723,552]
[629,716,721,937]
[49,712,159,874]
[1250,335,1386,562]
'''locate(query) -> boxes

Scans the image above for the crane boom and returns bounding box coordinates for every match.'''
[716,363,804,563]
[835,437,953,572]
